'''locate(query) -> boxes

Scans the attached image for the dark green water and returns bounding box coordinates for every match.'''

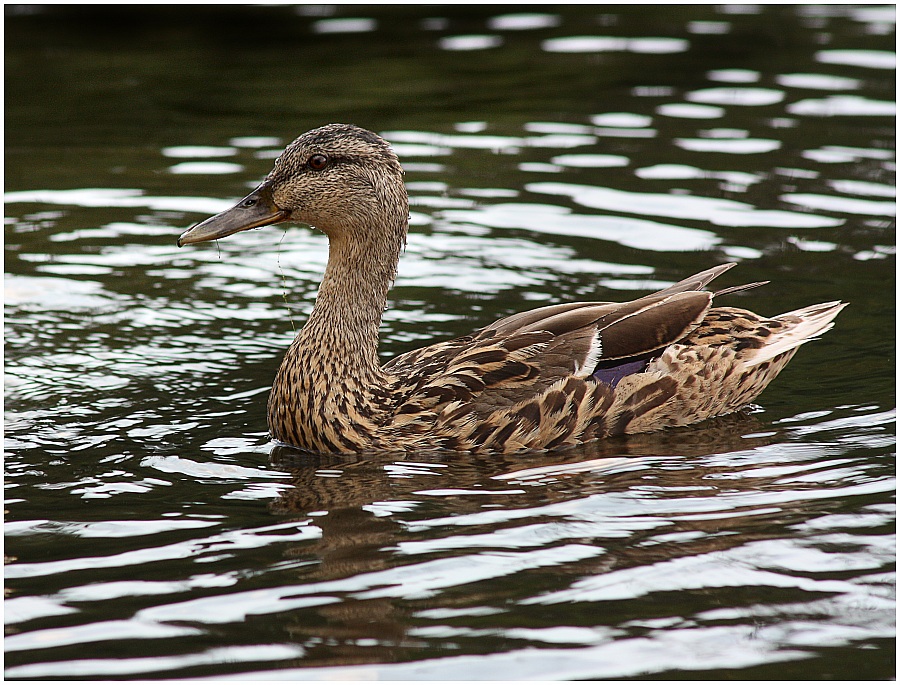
[5,5,895,680]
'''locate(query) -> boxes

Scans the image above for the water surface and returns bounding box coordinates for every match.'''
[5,5,895,680]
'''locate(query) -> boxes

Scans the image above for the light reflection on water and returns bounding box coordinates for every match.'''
[4,4,895,681]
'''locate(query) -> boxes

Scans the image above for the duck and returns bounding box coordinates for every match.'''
[177,123,846,454]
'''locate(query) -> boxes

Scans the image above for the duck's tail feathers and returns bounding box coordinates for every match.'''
[714,280,769,298]
[746,300,847,366]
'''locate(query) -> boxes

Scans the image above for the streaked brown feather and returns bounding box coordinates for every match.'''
[178,124,847,455]
[592,291,712,360]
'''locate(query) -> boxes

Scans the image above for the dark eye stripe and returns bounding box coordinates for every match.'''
[304,154,364,171]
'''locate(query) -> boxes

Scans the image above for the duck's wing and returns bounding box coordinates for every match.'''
[383,264,737,418]
[481,261,738,338]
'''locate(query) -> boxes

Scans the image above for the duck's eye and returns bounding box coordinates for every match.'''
[307,154,328,171]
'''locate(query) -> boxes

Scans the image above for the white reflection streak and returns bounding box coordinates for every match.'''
[674,137,781,154]
[496,457,633,481]
[4,188,232,215]
[161,145,238,158]
[3,644,305,679]
[815,49,896,69]
[522,548,859,605]
[4,521,322,578]
[383,130,597,152]
[527,182,845,228]
[168,162,244,175]
[787,95,896,117]
[781,193,896,216]
[686,87,785,106]
[141,455,291,479]
[441,203,721,251]
[4,619,201,653]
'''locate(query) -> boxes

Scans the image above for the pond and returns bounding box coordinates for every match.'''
[4,4,895,680]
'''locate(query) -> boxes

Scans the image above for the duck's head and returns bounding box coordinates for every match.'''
[177,123,408,249]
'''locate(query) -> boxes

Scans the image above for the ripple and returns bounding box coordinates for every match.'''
[815,49,896,69]
[136,587,336,625]
[786,235,838,252]
[392,142,453,157]
[848,5,896,24]
[628,37,691,54]
[399,230,651,291]
[455,121,488,133]
[5,518,217,538]
[550,153,630,168]
[854,245,895,261]
[520,162,564,173]
[209,635,809,680]
[688,21,731,35]
[4,596,77,624]
[439,35,503,51]
[801,145,895,164]
[524,548,857,604]
[828,179,895,198]
[5,620,202,657]
[487,13,560,31]
[385,130,523,151]
[686,87,785,106]
[55,578,234,606]
[542,36,627,52]
[142,455,290,480]
[635,164,707,180]
[4,644,305,679]
[357,546,603,600]
[706,68,759,83]
[528,182,843,228]
[656,102,725,119]
[542,36,689,54]
[590,112,653,127]
[530,134,600,148]
[675,137,781,154]
[161,145,237,158]
[168,161,244,175]
[384,129,596,153]
[5,188,230,214]
[781,193,896,217]
[593,127,657,139]
[525,122,594,134]
[228,136,281,148]
[440,202,721,251]
[5,520,322,579]
[787,95,896,117]
[5,275,112,310]
[635,164,762,188]
[48,221,173,242]
[775,73,862,90]
[311,17,376,34]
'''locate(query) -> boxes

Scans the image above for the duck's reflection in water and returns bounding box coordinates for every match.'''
[269,411,774,515]
[261,412,849,665]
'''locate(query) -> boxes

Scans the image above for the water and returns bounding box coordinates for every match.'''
[4,5,895,680]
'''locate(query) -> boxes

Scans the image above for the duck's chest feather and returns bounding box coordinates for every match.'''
[267,341,394,453]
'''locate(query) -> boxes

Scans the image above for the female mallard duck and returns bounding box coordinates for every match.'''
[178,123,845,454]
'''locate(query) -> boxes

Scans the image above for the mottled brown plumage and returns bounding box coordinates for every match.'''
[178,123,846,454]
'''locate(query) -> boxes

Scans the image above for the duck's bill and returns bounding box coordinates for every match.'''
[177,184,290,247]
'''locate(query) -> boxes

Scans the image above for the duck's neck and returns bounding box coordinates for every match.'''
[268,190,408,451]
[298,231,399,376]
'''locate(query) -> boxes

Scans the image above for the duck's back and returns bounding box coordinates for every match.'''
[377,295,843,453]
